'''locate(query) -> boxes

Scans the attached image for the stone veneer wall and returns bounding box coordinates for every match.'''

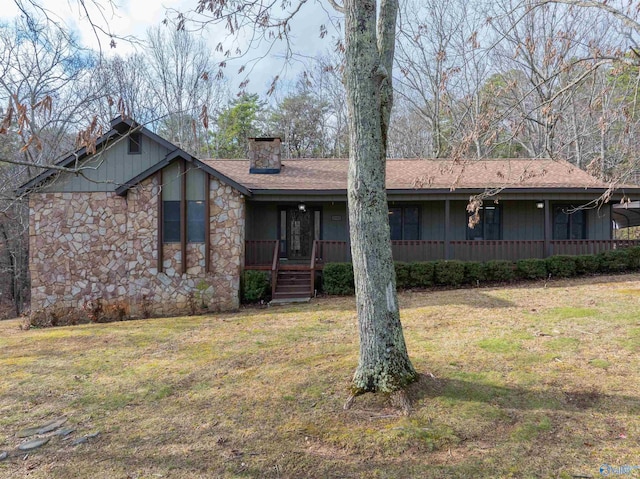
[29,174,245,318]
[29,192,130,312]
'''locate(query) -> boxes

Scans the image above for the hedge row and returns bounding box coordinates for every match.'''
[320,246,640,294]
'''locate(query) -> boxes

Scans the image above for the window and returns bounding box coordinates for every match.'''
[186,168,206,243]
[467,205,501,240]
[128,131,141,154]
[553,205,586,239]
[161,162,207,243]
[388,206,420,240]
[163,201,181,242]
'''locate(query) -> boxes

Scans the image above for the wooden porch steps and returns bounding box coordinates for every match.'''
[273,270,312,300]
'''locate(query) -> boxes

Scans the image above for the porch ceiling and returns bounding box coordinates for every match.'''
[613,201,640,228]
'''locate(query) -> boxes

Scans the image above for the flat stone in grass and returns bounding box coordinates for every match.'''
[16,427,40,439]
[55,428,75,437]
[17,438,49,451]
[0,451,8,461]
[71,431,100,446]
[37,418,67,434]
[16,417,67,438]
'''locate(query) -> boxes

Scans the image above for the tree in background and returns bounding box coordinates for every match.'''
[269,87,329,158]
[146,26,223,156]
[212,93,264,158]
[0,16,99,316]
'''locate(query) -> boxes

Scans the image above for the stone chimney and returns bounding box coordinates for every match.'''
[248,138,282,174]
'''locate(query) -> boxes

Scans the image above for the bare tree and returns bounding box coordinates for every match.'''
[394,0,476,157]
[487,0,617,158]
[90,54,156,125]
[146,25,224,156]
[177,0,417,396]
[302,55,350,158]
[0,16,103,316]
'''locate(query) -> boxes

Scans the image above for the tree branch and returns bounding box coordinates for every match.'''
[535,0,640,36]
[326,0,345,15]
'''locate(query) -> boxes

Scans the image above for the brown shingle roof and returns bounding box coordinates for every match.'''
[201,158,609,192]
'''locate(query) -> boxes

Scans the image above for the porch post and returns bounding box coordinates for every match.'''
[444,199,451,260]
[544,199,551,258]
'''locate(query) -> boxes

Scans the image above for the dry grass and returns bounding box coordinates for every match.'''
[1,274,640,478]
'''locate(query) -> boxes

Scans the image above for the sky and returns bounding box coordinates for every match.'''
[3,0,341,95]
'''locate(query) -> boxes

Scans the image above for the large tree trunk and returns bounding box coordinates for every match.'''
[344,0,417,394]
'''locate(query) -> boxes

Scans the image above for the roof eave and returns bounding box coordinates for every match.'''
[247,186,624,197]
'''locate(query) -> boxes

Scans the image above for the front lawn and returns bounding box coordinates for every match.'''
[1,275,639,478]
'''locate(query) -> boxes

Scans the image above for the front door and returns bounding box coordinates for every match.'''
[288,208,312,259]
[279,207,321,260]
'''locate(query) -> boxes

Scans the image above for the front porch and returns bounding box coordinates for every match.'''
[245,238,640,298]
[243,194,638,298]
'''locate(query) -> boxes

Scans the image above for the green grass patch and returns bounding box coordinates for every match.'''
[543,307,597,320]
[546,337,580,352]
[589,358,611,369]
[511,415,552,441]
[1,275,640,478]
[477,338,522,354]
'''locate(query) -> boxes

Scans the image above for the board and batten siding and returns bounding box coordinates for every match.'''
[502,201,545,240]
[41,135,170,193]
[322,203,348,241]
[417,201,445,240]
[245,203,278,240]
[585,205,612,240]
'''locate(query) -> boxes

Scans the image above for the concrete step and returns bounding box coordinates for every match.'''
[276,285,311,293]
[272,292,312,300]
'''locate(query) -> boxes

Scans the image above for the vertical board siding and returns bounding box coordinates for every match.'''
[322,203,348,241]
[246,203,278,240]
[449,201,469,240]
[587,206,611,240]
[419,201,445,240]
[42,135,170,193]
[502,200,545,240]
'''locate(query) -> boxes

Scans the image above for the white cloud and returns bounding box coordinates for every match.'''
[3,0,341,95]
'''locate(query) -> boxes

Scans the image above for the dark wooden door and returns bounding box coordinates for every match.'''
[288,209,313,259]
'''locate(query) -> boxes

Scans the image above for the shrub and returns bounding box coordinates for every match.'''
[322,263,355,295]
[464,261,486,284]
[410,262,435,288]
[434,260,465,286]
[484,260,515,282]
[574,254,600,275]
[516,258,547,280]
[598,250,629,273]
[623,246,640,271]
[242,270,270,302]
[394,262,412,290]
[546,255,577,278]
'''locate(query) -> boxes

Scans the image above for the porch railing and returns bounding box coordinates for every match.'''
[391,240,446,262]
[271,240,280,299]
[246,239,640,269]
[314,240,352,264]
[246,240,279,269]
[549,240,640,256]
[449,240,545,262]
